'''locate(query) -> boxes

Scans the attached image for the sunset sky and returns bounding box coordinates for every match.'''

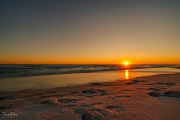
[0,0,180,64]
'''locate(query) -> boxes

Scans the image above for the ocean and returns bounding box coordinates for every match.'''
[0,64,179,78]
[0,64,180,92]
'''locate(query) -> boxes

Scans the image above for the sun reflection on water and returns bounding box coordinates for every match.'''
[125,70,129,79]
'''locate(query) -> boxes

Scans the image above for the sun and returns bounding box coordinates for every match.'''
[123,61,129,66]
[120,60,131,67]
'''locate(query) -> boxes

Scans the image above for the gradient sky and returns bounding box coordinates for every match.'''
[0,0,180,64]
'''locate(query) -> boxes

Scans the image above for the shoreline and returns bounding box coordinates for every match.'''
[1,67,180,92]
[0,73,180,120]
[0,72,179,93]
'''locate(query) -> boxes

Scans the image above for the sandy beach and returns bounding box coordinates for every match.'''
[0,73,179,120]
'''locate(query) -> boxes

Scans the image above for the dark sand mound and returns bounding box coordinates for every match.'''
[81,110,105,120]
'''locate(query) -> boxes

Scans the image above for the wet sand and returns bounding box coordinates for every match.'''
[0,73,180,120]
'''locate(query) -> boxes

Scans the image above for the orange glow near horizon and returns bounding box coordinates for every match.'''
[0,57,180,64]
[0,58,180,64]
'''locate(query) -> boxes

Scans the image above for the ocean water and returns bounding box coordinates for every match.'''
[0,64,119,78]
[0,64,180,92]
[0,64,179,78]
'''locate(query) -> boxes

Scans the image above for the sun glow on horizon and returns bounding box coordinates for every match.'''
[123,61,129,66]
